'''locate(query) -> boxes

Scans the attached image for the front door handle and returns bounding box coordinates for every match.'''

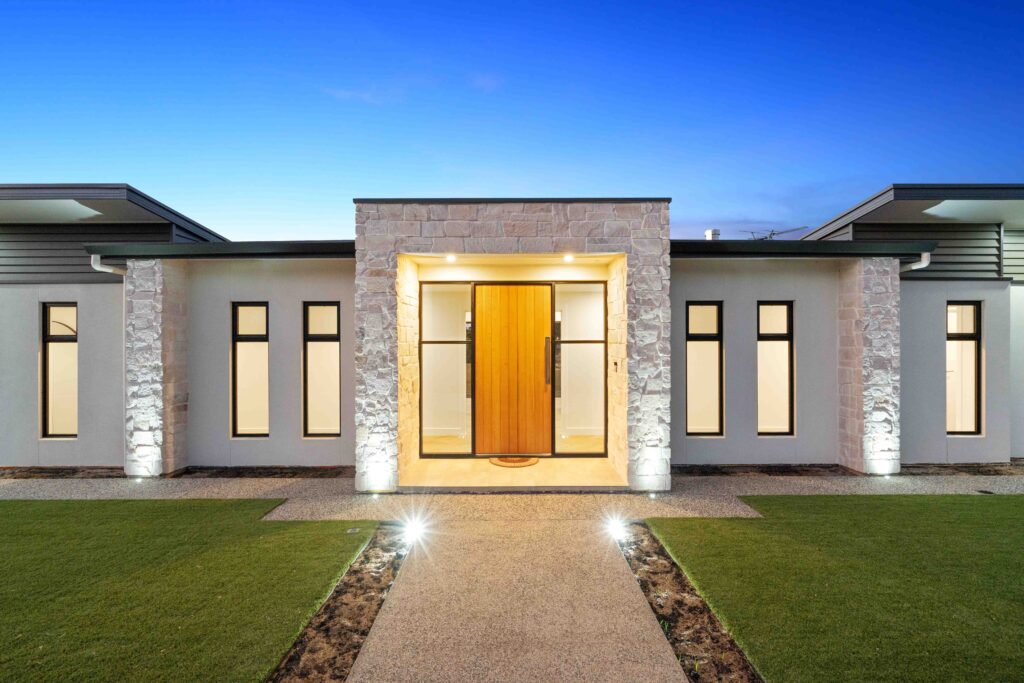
[545,337,552,385]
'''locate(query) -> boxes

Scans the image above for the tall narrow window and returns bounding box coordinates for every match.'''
[685,302,723,435]
[757,302,793,435]
[42,303,78,438]
[304,302,341,437]
[947,302,981,435]
[232,303,269,437]
[420,284,473,454]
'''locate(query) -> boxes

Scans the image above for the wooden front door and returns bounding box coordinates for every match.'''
[474,284,552,455]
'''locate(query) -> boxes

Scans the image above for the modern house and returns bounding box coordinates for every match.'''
[2,183,1022,491]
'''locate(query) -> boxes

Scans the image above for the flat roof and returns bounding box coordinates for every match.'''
[0,183,227,242]
[671,239,936,259]
[86,240,355,259]
[805,184,1024,240]
[87,238,934,260]
[353,197,671,204]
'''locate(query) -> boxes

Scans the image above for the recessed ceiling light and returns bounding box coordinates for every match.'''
[563,253,574,263]
[446,254,457,263]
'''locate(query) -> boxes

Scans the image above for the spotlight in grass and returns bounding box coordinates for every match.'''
[605,516,627,541]
[403,516,428,544]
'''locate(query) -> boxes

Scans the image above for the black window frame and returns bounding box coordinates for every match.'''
[231,301,270,438]
[756,301,794,437]
[41,302,78,439]
[302,301,342,438]
[685,301,724,436]
[946,301,982,436]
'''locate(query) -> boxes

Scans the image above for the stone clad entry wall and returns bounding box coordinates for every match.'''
[353,200,672,491]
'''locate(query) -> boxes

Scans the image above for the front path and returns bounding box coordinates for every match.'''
[348,520,685,682]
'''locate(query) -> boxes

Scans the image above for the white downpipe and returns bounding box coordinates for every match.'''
[90,254,127,276]
[900,252,931,273]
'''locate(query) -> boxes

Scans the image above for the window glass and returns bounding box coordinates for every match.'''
[235,341,269,435]
[947,304,976,335]
[687,305,718,335]
[307,305,338,336]
[421,344,472,453]
[306,341,340,435]
[237,305,267,336]
[686,340,720,433]
[422,284,471,341]
[555,283,604,340]
[946,340,977,433]
[48,306,77,336]
[555,342,605,453]
[46,342,78,436]
[757,340,791,433]
[759,305,789,335]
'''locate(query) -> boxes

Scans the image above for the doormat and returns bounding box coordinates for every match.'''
[488,457,539,468]
[617,522,763,682]
[269,524,408,682]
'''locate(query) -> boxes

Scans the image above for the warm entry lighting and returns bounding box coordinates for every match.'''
[445,253,457,263]
[563,253,574,263]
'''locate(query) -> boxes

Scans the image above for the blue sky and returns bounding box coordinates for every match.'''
[2,0,1022,240]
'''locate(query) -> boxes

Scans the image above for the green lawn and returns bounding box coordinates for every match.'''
[650,496,1024,682]
[0,500,375,682]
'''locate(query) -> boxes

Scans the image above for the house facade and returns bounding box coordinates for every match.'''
[2,184,1022,491]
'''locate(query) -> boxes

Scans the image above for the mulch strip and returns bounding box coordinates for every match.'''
[618,522,762,683]
[170,466,355,478]
[672,464,853,476]
[0,466,125,479]
[269,524,408,682]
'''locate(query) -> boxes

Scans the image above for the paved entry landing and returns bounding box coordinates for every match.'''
[347,520,685,683]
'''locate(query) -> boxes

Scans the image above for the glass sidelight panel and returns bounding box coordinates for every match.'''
[554,343,605,453]
[421,344,472,453]
[554,283,606,454]
[422,284,472,341]
[554,283,604,341]
[421,283,473,454]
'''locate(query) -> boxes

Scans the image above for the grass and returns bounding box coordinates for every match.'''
[0,499,375,682]
[649,496,1024,682]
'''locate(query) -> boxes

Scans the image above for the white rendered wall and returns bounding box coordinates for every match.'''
[670,260,839,465]
[900,279,1010,464]
[186,259,356,466]
[1012,286,1024,458]
[0,283,123,466]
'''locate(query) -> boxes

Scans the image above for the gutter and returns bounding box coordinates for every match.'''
[900,252,931,273]
[90,254,127,276]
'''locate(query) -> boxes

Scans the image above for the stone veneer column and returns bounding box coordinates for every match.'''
[837,257,901,474]
[353,201,672,491]
[124,259,190,476]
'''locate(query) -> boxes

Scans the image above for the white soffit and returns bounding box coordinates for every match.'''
[0,199,165,223]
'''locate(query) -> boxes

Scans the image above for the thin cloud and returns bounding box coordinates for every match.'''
[469,73,502,92]
[321,87,385,105]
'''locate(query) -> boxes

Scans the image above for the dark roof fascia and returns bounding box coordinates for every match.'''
[85,240,355,259]
[804,184,1024,241]
[0,183,228,243]
[671,239,936,260]
[353,197,671,204]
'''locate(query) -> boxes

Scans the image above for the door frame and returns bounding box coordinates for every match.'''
[418,279,608,459]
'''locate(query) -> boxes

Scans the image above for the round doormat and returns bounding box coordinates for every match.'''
[488,457,539,468]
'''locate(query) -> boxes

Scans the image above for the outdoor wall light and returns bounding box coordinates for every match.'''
[563,253,574,263]
[446,253,457,263]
